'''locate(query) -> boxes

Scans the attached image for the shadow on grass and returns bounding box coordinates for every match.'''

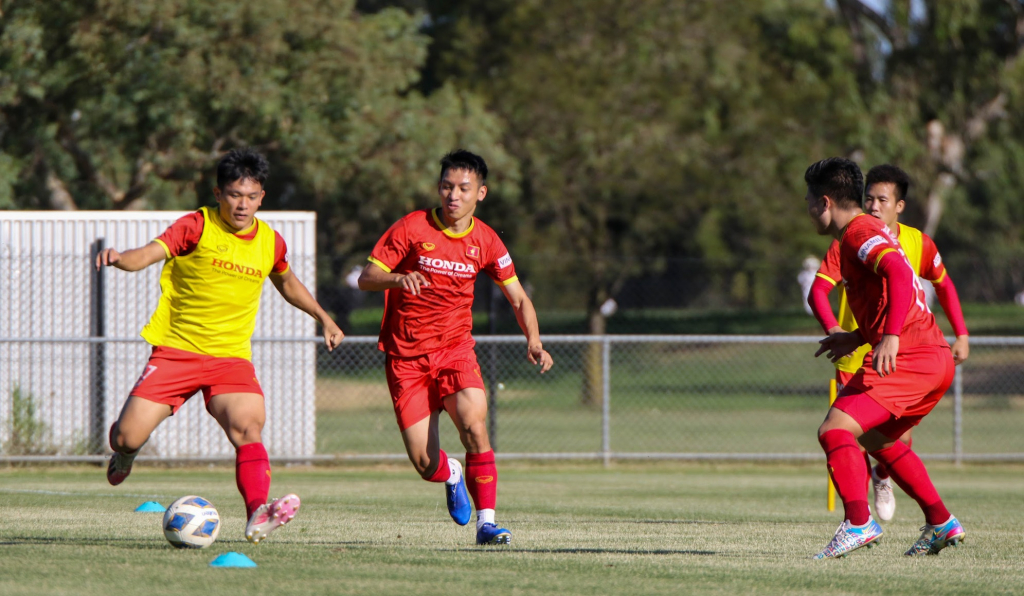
[446,547,719,556]
[0,536,168,549]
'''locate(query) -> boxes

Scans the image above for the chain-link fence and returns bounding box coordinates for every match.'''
[1,335,1022,463]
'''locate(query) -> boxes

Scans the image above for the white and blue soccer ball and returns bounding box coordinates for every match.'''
[162,495,221,549]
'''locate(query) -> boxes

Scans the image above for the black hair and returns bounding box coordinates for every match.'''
[803,157,864,208]
[439,149,487,183]
[217,148,270,189]
[865,164,911,203]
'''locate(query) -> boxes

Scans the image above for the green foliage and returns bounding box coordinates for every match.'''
[4,383,50,455]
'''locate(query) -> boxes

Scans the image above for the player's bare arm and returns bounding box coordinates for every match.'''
[357,262,430,295]
[500,280,553,373]
[269,270,344,351]
[815,330,864,362]
[95,242,167,272]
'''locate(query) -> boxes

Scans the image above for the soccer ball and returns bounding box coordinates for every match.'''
[162,495,221,549]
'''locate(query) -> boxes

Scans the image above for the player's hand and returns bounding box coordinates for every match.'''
[321,319,345,352]
[398,272,430,295]
[95,247,122,270]
[873,334,900,377]
[951,335,969,365]
[527,343,553,373]
[815,331,861,362]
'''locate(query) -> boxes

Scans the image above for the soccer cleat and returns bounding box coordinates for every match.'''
[813,519,883,559]
[446,460,472,526]
[106,451,138,486]
[904,516,966,556]
[871,471,896,522]
[245,493,301,544]
[476,523,512,545]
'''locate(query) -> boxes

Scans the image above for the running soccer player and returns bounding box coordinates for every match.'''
[803,157,965,559]
[96,148,343,544]
[808,164,970,522]
[358,149,553,545]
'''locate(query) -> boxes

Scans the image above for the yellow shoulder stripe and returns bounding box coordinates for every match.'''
[153,238,172,259]
[367,256,392,273]
[872,248,897,273]
[815,272,838,286]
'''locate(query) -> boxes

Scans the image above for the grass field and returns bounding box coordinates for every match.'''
[1,462,1022,595]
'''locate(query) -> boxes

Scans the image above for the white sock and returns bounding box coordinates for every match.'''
[477,508,495,529]
[845,518,873,529]
[444,458,462,486]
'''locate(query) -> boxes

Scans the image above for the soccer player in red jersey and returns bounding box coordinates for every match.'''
[803,158,965,559]
[807,164,970,522]
[96,148,344,543]
[358,149,554,545]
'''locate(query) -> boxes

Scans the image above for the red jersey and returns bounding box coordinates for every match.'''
[838,214,946,348]
[368,208,519,357]
[154,210,289,274]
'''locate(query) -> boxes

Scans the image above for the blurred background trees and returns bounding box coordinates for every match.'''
[2,0,1023,320]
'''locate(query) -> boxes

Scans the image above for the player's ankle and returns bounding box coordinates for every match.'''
[476,508,495,530]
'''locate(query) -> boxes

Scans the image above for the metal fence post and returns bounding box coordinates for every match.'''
[602,337,611,467]
[953,365,963,466]
[89,239,106,454]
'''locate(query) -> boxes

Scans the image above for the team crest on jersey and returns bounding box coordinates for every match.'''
[467,245,480,259]
[422,242,435,251]
[217,244,228,253]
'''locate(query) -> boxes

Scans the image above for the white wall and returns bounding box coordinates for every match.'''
[0,211,317,458]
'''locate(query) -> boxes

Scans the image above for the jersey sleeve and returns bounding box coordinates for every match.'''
[270,231,289,275]
[368,217,411,273]
[483,232,519,285]
[844,219,900,273]
[918,233,947,283]
[154,211,204,258]
[815,240,842,286]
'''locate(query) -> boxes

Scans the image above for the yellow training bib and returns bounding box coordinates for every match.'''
[141,206,277,360]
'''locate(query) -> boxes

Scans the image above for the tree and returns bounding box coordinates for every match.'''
[0,0,515,297]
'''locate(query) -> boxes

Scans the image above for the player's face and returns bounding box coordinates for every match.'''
[805,190,830,235]
[214,177,265,231]
[863,182,904,228]
[438,168,486,222]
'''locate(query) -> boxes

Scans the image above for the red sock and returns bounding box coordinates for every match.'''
[870,440,950,525]
[425,449,451,483]
[874,461,890,479]
[465,450,497,511]
[236,443,271,519]
[819,430,870,525]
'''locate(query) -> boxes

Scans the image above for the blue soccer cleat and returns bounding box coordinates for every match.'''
[813,519,883,559]
[476,523,512,545]
[446,460,472,526]
[904,516,966,556]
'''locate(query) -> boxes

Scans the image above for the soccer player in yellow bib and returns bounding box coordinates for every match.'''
[808,164,969,522]
[95,148,343,544]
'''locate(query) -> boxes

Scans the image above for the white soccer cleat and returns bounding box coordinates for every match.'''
[872,470,896,522]
[244,493,301,544]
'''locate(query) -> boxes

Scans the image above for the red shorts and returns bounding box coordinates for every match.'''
[835,344,954,436]
[385,338,485,431]
[131,346,264,414]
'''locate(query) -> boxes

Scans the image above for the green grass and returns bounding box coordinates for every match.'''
[344,302,1024,336]
[0,463,1022,595]
[313,341,1024,456]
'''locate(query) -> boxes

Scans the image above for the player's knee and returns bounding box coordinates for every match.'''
[413,455,436,479]
[236,421,263,444]
[110,425,143,452]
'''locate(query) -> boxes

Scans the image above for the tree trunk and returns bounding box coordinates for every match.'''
[580,304,607,406]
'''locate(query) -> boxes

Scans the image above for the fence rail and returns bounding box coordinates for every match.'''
[2,335,1022,463]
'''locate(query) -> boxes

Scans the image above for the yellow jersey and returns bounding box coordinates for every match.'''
[141,207,280,360]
